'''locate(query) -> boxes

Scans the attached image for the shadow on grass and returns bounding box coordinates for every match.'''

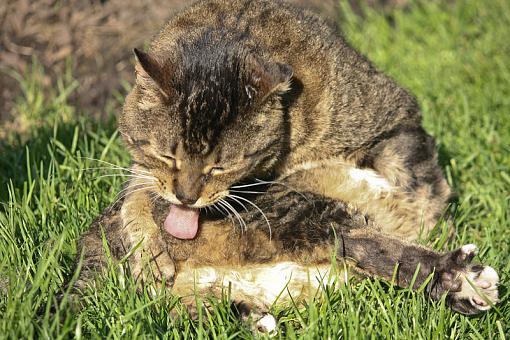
[437,141,460,205]
[0,118,118,203]
[0,117,122,309]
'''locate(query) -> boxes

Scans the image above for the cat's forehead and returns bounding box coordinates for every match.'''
[176,85,237,155]
[137,30,287,156]
[171,42,251,154]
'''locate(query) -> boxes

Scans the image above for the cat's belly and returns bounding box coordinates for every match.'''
[172,262,348,306]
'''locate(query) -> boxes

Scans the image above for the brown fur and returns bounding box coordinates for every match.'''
[74,0,498,322]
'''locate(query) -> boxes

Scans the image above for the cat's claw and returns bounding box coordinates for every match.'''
[436,244,499,315]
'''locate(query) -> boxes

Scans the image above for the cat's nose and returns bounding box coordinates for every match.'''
[175,190,197,205]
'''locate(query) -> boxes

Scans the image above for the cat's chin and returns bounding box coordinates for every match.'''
[163,204,200,239]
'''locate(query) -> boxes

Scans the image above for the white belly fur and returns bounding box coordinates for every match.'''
[171,163,388,306]
[348,167,392,193]
[173,262,348,306]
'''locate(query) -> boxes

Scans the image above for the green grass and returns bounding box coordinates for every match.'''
[0,0,509,338]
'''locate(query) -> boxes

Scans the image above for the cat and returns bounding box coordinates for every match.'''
[74,0,499,331]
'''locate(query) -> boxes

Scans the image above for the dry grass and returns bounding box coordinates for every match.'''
[0,0,411,124]
[0,0,185,121]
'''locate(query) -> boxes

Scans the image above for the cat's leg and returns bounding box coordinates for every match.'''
[120,181,176,286]
[171,264,280,334]
[244,190,499,315]
[233,301,278,334]
[357,125,452,239]
[174,298,278,334]
[75,181,175,291]
[281,148,450,241]
[338,228,499,314]
[280,126,450,241]
[280,162,426,240]
[74,177,174,287]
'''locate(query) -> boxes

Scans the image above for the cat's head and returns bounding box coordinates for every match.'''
[119,33,293,209]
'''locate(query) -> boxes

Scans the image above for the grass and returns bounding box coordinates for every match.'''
[0,0,509,338]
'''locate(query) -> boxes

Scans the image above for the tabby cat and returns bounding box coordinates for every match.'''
[75,0,499,331]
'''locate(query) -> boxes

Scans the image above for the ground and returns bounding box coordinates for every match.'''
[0,0,508,338]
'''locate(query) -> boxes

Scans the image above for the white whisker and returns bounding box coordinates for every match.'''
[96,173,157,181]
[227,194,249,212]
[107,182,156,210]
[115,181,153,198]
[219,199,247,233]
[80,157,153,175]
[228,189,265,194]
[230,182,270,189]
[211,202,228,218]
[216,201,238,232]
[82,167,153,179]
[228,194,272,241]
[124,186,157,198]
[148,191,161,206]
[255,178,311,203]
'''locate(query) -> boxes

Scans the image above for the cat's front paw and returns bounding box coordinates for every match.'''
[434,244,499,315]
[130,239,176,287]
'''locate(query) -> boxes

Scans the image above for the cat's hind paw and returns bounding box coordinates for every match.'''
[255,313,278,335]
[437,244,499,315]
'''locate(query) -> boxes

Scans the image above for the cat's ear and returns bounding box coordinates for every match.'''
[245,55,293,102]
[133,48,174,98]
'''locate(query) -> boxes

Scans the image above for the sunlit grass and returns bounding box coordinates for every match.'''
[0,0,508,338]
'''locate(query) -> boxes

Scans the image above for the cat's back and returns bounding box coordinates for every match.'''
[152,0,338,60]
[150,0,421,154]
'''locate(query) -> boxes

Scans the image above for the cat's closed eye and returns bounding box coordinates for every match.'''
[203,165,225,176]
[159,154,179,168]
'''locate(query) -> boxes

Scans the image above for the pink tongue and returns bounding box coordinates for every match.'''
[164,205,200,239]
